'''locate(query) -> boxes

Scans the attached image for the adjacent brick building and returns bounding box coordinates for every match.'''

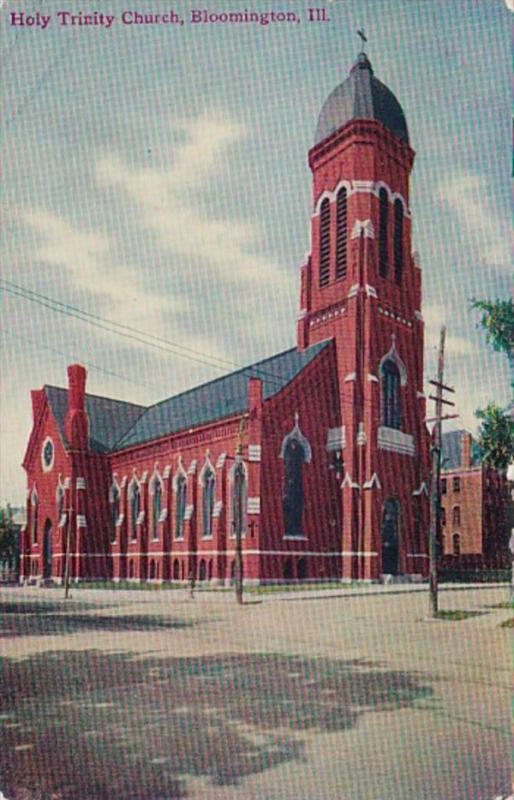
[19,52,431,585]
[439,430,509,570]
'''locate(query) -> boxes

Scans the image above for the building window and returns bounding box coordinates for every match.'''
[452,506,461,527]
[452,533,461,557]
[283,439,306,536]
[151,477,162,541]
[202,467,216,538]
[199,559,206,581]
[335,188,348,279]
[319,198,331,287]
[173,559,180,581]
[31,489,39,544]
[130,483,140,541]
[175,474,187,539]
[394,199,404,285]
[231,461,247,538]
[378,188,389,278]
[381,359,401,430]
[441,478,447,495]
[109,481,120,543]
[453,477,460,493]
[440,507,446,526]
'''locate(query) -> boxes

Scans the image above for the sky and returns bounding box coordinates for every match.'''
[1,0,512,505]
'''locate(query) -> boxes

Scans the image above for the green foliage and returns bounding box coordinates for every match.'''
[475,402,514,473]
[0,505,19,564]
[472,298,514,360]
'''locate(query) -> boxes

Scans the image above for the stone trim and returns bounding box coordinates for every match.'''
[76,514,87,528]
[247,497,260,515]
[326,426,345,452]
[378,426,415,456]
[248,444,261,462]
[76,477,86,490]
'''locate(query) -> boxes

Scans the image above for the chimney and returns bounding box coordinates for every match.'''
[64,364,89,450]
[461,431,472,469]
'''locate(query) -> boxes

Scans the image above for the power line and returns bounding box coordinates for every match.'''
[0,279,289,387]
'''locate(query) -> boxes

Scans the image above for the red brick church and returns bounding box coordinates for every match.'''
[20,52,430,585]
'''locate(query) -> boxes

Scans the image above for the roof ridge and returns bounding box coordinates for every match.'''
[44,384,147,410]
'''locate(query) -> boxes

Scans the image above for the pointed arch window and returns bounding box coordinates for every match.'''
[280,415,312,537]
[150,471,163,541]
[335,188,348,279]
[381,360,401,430]
[202,466,216,538]
[231,461,247,538]
[174,473,187,539]
[129,481,140,542]
[319,198,331,287]
[30,488,39,544]
[378,188,389,278]
[452,506,461,527]
[394,199,404,285]
[109,480,121,543]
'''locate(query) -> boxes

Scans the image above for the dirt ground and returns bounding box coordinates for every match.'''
[0,584,511,800]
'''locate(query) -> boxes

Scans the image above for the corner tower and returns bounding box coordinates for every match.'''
[298,53,429,580]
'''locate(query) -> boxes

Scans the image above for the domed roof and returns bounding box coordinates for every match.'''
[315,53,409,146]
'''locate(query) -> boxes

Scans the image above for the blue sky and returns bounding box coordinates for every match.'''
[1,0,512,504]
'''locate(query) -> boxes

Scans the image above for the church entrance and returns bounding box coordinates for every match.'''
[381,499,400,576]
[43,519,52,580]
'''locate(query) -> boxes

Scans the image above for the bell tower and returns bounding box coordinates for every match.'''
[298,52,429,580]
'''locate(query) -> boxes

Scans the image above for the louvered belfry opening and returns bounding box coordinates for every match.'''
[319,197,331,287]
[394,198,404,285]
[378,188,389,278]
[335,187,348,279]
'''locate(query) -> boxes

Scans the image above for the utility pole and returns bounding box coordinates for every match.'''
[63,497,73,600]
[427,326,457,617]
[234,416,246,606]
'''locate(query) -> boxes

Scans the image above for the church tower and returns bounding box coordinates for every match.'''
[298,52,430,580]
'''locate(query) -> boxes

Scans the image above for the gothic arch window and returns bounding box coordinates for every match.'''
[381,360,401,430]
[109,478,121,543]
[200,461,216,539]
[230,460,247,538]
[173,463,187,539]
[394,199,404,285]
[30,487,39,544]
[378,188,389,278]
[335,188,348,279]
[452,506,461,527]
[128,477,140,542]
[150,470,163,541]
[280,414,312,537]
[319,197,331,287]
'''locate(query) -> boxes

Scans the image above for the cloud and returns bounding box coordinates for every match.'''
[422,305,474,356]
[96,112,290,288]
[18,209,180,334]
[437,174,511,271]
[504,0,514,11]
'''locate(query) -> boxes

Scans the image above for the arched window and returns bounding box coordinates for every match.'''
[394,199,404,285]
[335,188,348,279]
[283,439,306,536]
[452,533,461,556]
[31,488,39,544]
[202,467,216,538]
[452,506,461,527]
[231,461,247,538]
[319,197,331,287]
[297,557,307,580]
[128,559,134,579]
[440,507,446,527]
[381,359,401,429]
[109,481,120,543]
[199,559,206,581]
[208,559,213,581]
[378,188,389,278]
[129,482,140,541]
[173,559,180,581]
[149,559,156,580]
[175,473,187,539]
[151,477,162,541]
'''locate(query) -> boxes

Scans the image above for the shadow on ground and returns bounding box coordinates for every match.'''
[0,602,194,638]
[0,650,434,800]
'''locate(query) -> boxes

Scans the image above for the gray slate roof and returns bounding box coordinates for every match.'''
[315,53,409,146]
[117,341,331,449]
[441,430,482,470]
[44,341,331,454]
[45,386,146,454]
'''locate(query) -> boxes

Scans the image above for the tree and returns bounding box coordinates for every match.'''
[472,298,514,473]
[0,505,19,577]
